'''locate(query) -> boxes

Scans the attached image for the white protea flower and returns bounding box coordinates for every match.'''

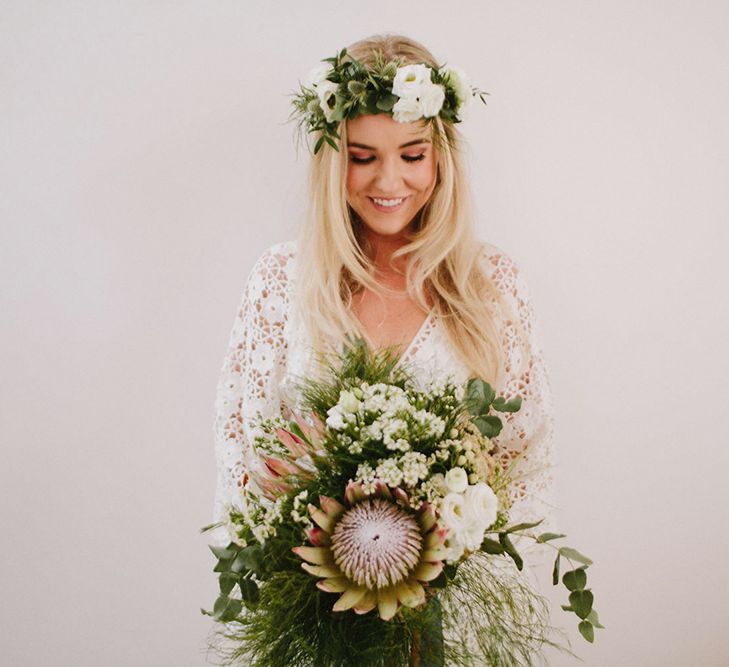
[292,481,448,621]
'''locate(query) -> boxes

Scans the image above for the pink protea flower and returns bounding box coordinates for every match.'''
[292,481,449,621]
[249,412,326,501]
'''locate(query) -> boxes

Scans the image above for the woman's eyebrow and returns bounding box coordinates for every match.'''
[347,139,431,150]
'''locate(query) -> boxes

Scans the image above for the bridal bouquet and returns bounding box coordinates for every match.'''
[202,338,602,666]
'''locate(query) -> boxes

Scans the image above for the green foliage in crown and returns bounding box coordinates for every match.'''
[289,48,489,154]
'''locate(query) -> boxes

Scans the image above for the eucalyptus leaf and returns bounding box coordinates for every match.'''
[562,569,587,591]
[568,589,594,620]
[552,553,561,585]
[209,544,235,560]
[536,532,567,543]
[502,520,543,534]
[587,609,605,629]
[559,547,593,566]
[499,533,523,571]
[213,595,243,623]
[239,577,260,603]
[491,396,522,413]
[480,537,505,555]
[578,620,595,643]
[218,572,238,596]
[472,415,503,438]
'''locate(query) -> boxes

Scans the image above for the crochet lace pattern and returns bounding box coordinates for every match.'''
[211,240,555,547]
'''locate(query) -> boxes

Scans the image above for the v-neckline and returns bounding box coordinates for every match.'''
[394,310,433,367]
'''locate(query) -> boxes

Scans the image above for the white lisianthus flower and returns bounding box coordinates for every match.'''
[392,94,424,123]
[443,530,466,564]
[439,492,467,534]
[303,63,334,89]
[463,482,499,531]
[419,82,445,117]
[440,64,473,118]
[339,389,361,414]
[316,80,339,122]
[445,467,469,494]
[392,63,432,98]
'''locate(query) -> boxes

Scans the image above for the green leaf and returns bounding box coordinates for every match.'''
[375,93,397,112]
[568,589,594,620]
[209,544,235,561]
[231,545,265,575]
[218,572,237,596]
[429,571,448,589]
[502,520,543,534]
[552,553,561,585]
[465,378,495,414]
[587,609,605,629]
[558,547,593,566]
[578,620,595,643]
[472,415,503,438]
[239,578,260,603]
[314,135,325,153]
[562,568,587,591]
[480,537,505,555]
[213,557,232,573]
[560,604,573,612]
[491,396,522,412]
[213,595,243,623]
[499,533,523,571]
[536,532,567,543]
[325,135,339,151]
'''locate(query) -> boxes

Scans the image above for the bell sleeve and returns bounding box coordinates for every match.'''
[485,248,557,535]
[210,245,291,547]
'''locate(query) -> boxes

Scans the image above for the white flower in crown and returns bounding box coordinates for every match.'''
[392,95,424,123]
[392,63,432,97]
[418,83,446,118]
[316,80,339,123]
[303,63,334,89]
[440,64,474,118]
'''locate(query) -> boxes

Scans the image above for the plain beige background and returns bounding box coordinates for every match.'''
[2,1,728,665]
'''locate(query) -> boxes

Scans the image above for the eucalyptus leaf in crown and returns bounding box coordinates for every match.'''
[202,336,602,666]
[288,48,490,154]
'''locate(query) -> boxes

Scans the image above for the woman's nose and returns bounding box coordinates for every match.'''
[373,157,403,192]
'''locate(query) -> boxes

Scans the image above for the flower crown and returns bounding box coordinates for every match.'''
[289,48,489,154]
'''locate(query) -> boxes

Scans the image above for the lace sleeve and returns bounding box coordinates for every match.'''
[485,248,557,534]
[210,244,292,547]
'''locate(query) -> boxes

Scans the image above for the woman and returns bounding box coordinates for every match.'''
[211,34,554,554]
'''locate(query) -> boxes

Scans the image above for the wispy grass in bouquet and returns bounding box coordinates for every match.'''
[202,337,603,666]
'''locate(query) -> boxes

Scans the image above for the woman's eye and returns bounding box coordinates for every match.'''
[350,155,375,164]
[402,153,426,162]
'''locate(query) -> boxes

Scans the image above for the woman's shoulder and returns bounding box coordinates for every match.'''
[475,239,528,299]
[246,239,299,287]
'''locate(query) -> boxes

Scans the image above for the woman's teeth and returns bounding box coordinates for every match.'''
[372,197,404,207]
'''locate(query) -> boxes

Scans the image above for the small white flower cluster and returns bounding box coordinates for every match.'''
[290,490,312,529]
[236,477,285,545]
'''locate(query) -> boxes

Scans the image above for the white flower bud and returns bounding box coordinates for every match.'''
[445,467,469,494]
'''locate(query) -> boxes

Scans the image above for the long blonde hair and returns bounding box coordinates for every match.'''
[295,33,515,387]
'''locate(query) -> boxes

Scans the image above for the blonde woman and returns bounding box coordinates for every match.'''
[212,33,554,571]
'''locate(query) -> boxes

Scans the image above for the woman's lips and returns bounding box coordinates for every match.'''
[368,196,408,213]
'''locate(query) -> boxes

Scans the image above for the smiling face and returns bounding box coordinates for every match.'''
[345,114,439,243]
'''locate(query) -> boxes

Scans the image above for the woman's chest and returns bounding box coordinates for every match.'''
[350,289,431,354]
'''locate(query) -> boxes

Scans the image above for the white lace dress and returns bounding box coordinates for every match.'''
[210,240,555,549]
